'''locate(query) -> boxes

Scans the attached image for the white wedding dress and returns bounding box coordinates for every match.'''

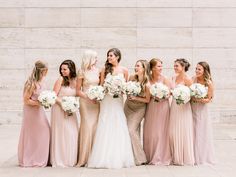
[87,79,135,168]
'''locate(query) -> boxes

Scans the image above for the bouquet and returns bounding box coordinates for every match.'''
[87,85,105,101]
[123,81,141,96]
[190,83,208,99]
[150,83,170,102]
[61,96,79,116]
[38,90,57,109]
[103,73,126,98]
[172,85,191,105]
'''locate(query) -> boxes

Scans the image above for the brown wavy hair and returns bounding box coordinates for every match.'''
[198,61,212,86]
[59,60,77,86]
[24,60,48,93]
[134,60,150,93]
[105,48,121,77]
[175,58,190,72]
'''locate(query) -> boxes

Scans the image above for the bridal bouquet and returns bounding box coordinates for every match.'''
[38,90,57,109]
[61,96,79,116]
[103,73,126,98]
[190,83,208,99]
[87,85,105,101]
[172,85,191,105]
[123,81,141,96]
[150,83,170,102]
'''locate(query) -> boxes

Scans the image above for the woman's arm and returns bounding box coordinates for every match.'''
[123,67,129,82]
[99,68,105,86]
[23,86,40,106]
[53,77,63,104]
[128,84,151,103]
[199,81,214,103]
[76,77,88,99]
[185,77,193,87]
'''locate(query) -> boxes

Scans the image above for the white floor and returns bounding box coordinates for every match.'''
[0,124,236,177]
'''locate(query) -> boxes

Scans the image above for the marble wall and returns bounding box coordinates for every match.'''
[0,0,235,124]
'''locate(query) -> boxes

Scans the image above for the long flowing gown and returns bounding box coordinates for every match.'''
[169,79,195,165]
[77,69,100,167]
[50,86,79,167]
[143,77,171,165]
[124,90,147,165]
[18,83,50,167]
[191,79,216,165]
[87,74,135,169]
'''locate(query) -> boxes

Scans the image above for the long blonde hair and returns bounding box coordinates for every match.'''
[134,60,150,93]
[24,60,48,93]
[80,50,97,73]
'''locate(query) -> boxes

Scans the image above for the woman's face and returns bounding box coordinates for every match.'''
[174,61,184,74]
[42,68,48,77]
[135,61,144,75]
[152,61,162,75]
[61,64,70,77]
[195,64,204,78]
[107,52,119,65]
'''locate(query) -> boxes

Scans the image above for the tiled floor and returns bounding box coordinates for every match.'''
[0,124,236,177]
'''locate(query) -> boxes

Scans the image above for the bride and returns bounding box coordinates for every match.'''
[87,48,135,169]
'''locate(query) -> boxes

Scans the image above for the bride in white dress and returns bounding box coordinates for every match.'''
[87,48,135,169]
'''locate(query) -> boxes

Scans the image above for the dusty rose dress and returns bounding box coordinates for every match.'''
[77,69,100,167]
[50,86,79,167]
[191,80,216,165]
[169,78,195,165]
[18,83,50,167]
[143,77,171,165]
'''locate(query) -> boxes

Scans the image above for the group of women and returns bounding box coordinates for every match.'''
[18,48,216,169]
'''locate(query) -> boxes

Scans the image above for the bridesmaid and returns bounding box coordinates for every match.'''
[143,58,172,165]
[76,50,100,167]
[50,60,79,167]
[18,60,50,167]
[124,59,150,165]
[191,61,216,165]
[169,58,195,165]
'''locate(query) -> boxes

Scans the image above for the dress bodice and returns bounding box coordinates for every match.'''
[171,76,185,89]
[30,82,45,101]
[58,86,76,97]
[82,69,100,92]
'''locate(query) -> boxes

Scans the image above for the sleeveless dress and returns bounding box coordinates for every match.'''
[77,69,100,167]
[191,78,216,165]
[143,76,171,165]
[87,74,135,169]
[50,86,79,167]
[124,84,147,165]
[18,83,50,167]
[169,78,195,165]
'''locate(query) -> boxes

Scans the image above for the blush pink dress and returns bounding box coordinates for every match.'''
[143,76,171,165]
[169,77,195,165]
[191,78,216,165]
[50,86,79,167]
[18,83,50,167]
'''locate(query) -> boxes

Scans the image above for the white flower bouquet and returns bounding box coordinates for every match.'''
[87,85,105,101]
[38,90,57,109]
[190,83,208,99]
[172,85,191,105]
[123,81,141,96]
[103,73,126,98]
[150,83,170,102]
[61,96,79,116]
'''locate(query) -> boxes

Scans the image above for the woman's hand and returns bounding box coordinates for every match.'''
[128,95,136,101]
